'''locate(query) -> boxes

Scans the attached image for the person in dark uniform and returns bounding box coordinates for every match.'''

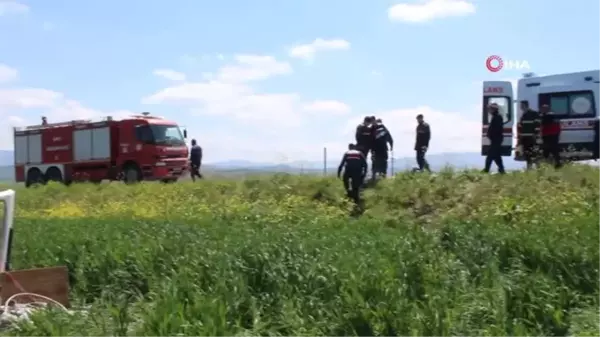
[371,118,394,178]
[414,114,431,172]
[517,100,540,170]
[355,116,375,158]
[189,139,203,181]
[337,143,368,203]
[483,103,506,174]
[539,104,562,168]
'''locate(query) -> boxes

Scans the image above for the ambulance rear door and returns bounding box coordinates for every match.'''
[481,81,514,156]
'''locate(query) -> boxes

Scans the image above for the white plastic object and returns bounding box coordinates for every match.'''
[0,189,15,274]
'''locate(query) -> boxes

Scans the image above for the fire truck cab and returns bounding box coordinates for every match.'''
[482,70,600,162]
[13,113,189,187]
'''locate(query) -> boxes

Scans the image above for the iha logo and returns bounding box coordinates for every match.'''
[486,55,530,72]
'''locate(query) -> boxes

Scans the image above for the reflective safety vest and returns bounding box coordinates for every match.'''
[345,149,364,160]
[519,121,540,137]
[373,123,388,140]
[518,110,540,138]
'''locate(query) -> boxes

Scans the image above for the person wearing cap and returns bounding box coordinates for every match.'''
[517,100,541,169]
[539,104,562,168]
[483,103,506,174]
[189,139,203,181]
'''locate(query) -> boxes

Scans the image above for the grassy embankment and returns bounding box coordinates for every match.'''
[0,164,598,336]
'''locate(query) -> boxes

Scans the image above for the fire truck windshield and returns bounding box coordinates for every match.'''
[135,124,185,146]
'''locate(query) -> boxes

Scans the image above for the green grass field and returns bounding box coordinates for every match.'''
[0,165,598,336]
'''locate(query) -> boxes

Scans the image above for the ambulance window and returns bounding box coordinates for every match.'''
[486,97,511,123]
[542,90,596,118]
[570,92,594,115]
[549,96,569,114]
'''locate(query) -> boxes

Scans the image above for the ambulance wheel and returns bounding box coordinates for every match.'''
[45,167,63,183]
[123,164,141,184]
[25,168,45,188]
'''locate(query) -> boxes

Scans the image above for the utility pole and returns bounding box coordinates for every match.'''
[323,147,327,176]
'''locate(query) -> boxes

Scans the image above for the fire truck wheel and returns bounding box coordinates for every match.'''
[45,167,63,183]
[123,164,141,184]
[25,168,46,188]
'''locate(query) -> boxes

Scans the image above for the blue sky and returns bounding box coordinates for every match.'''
[0,0,598,163]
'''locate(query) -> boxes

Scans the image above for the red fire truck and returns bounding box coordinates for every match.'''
[13,112,189,187]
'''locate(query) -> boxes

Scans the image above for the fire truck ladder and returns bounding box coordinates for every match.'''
[19,118,93,131]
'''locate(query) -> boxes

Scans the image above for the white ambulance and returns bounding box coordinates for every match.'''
[482,70,599,162]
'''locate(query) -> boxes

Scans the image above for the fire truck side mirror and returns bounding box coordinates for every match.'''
[183,129,187,139]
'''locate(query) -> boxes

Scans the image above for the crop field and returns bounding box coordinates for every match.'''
[0,165,598,336]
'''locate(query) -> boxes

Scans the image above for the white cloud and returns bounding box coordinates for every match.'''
[388,0,475,23]
[142,54,302,126]
[303,100,351,115]
[153,69,187,81]
[142,51,485,163]
[6,115,24,124]
[142,53,361,158]
[217,54,292,82]
[0,88,63,108]
[338,106,480,157]
[0,48,485,164]
[288,38,351,60]
[0,77,135,150]
[0,0,28,16]
[0,115,25,152]
[0,64,18,84]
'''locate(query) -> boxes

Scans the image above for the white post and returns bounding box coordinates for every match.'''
[323,147,327,176]
[0,189,16,273]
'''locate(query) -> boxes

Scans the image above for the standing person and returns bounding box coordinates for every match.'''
[337,143,368,203]
[539,104,562,168]
[517,100,541,170]
[355,116,375,158]
[371,118,394,179]
[483,103,506,174]
[189,139,203,181]
[414,114,431,172]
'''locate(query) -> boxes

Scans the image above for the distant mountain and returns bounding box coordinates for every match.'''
[0,166,12,182]
[214,160,269,167]
[0,151,12,166]
[208,152,525,172]
[0,150,527,182]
